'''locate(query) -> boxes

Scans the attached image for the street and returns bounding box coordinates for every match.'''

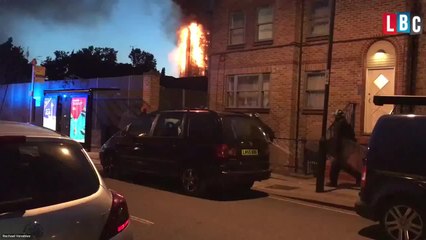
[103,176,385,240]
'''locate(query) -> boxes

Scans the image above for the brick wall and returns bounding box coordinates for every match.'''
[142,71,160,112]
[208,0,422,173]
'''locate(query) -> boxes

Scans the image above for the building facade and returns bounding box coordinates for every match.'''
[207,0,426,174]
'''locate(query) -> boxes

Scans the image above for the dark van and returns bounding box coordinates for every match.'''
[100,110,271,196]
[355,114,426,240]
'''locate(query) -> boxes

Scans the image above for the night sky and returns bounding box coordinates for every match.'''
[0,0,183,76]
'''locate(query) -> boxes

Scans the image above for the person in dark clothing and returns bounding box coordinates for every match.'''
[328,109,361,187]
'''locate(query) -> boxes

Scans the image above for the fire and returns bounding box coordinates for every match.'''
[171,22,208,77]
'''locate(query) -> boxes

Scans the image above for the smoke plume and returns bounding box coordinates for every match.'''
[0,0,118,42]
[171,0,214,26]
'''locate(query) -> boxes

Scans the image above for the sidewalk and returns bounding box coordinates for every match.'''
[253,173,359,211]
[87,152,359,210]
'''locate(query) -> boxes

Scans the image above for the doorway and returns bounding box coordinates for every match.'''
[364,68,395,133]
[364,41,396,134]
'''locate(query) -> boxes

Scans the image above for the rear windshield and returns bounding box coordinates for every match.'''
[222,116,267,142]
[0,139,99,213]
[369,117,426,174]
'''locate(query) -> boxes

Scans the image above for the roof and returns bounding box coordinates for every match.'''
[374,95,426,106]
[151,109,250,117]
[0,121,63,138]
[380,114,426,120]
[160,75,208,91]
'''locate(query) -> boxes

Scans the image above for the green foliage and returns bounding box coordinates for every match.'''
[0,38,158,82]
[43,46,157,80]
[129,48,157,74]
[0,38,31,84]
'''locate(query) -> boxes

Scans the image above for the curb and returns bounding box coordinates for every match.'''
[253,186,356,211]
[265,190,355,211]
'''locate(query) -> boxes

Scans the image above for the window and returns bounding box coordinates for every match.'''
[305,72,326,109]
[222,116,267,142]
[127,114,156,137]
[257,6,274,41]
[153,113,185,137]
[229,11,245,45]
[309,0,330,37]
[0,140,99,212]
[188,113,219,141]
[227,73,270,109]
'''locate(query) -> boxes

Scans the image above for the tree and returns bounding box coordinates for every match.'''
[129,48,157,74]
[42,46,157,80]
[42,46,118,79]
[43,51,70,80]
[0,38,31,84]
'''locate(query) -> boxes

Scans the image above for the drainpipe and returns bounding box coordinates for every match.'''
[294,0,305,173]
[316,0,337,193]
[407,0,421,113]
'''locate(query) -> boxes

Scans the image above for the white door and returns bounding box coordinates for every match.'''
[364,68,395,133]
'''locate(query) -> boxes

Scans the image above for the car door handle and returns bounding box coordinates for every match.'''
[134,146,143,151]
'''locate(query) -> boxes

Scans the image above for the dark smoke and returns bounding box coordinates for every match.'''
[171,0,214,26]
[0,0,118,42]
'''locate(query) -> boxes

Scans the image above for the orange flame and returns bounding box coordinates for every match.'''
[171,22,208,77]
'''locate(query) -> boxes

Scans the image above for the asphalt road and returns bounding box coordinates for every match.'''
[103,176,386,240]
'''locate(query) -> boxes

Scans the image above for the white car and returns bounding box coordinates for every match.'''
[0,121,132,240]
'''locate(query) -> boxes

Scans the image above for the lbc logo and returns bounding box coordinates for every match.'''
[383,13,423,35]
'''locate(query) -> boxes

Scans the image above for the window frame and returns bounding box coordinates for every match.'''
[256,5,274,42]
[229,11,246,46]
[226,73,270,109]
[305,71,326,110]
[152,112,186,138]
[308,0,330,38]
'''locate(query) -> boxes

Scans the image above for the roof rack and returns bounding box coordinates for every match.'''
[374,95,426,106]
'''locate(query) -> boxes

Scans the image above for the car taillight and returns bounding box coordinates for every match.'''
[100,191,130,240]
[361,161,367,189]
[216,144,237,160]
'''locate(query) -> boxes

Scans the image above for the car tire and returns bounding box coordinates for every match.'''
[239,181,255,191]
[102,153,120,179]
[181,167,206,197]
[232,181,255,193]
[380,200,425,240]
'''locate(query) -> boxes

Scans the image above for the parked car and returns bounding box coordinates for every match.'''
[355,114,426,240]
[0,121,132,240]
[246,112,275,142]
[100,109,271,196]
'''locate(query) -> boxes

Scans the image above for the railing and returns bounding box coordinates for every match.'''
[304,102,357,175]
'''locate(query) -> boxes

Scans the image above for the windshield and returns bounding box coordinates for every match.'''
[222,116,267,142]
[0,140,99,213]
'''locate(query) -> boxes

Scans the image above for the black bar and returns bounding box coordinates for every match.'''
[316,0,337,193]
[44,88,120,94]
[373,95,426,106]
[85,91,93,152]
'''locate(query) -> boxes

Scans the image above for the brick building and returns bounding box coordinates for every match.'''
[207,0,426,174]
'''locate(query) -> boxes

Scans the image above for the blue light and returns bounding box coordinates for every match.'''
[34,96,41,107]
[63,94,67,98]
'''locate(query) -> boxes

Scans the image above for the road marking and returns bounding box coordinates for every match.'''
[131,215,155,225]
[268,196,358,216]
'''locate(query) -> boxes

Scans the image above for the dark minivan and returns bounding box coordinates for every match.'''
[355,114,426,240]
[100,110,271,195]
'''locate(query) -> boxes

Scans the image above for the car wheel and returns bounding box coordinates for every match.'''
[381,201,425,240]
[181,167,205,196]
[235,181,254,192]
[103,153,119,178]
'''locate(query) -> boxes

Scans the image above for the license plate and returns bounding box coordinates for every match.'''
[241,149,258,156]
